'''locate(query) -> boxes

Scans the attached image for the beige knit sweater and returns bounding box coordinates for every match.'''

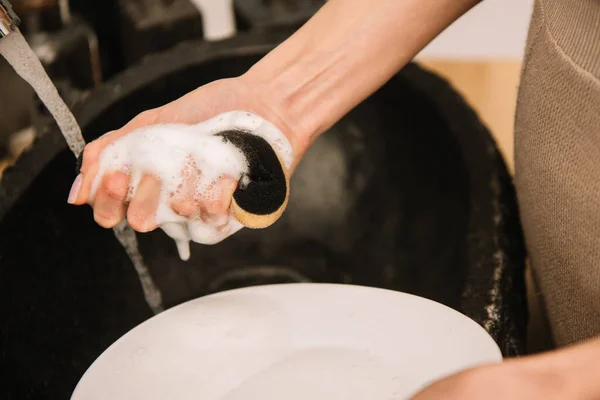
[515,0,600,346]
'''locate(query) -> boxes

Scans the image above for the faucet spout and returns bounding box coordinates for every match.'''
[0,0,20,39]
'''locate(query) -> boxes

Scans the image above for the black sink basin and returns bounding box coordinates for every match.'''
[0,30,527,399]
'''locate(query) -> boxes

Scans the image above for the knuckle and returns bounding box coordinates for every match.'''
[205,197,228,215]
[126,211,144,232]
[106,187,127,202]
[80,143,100,173]
[136,109,160,125]
[104,177,128,201]
[454,367,493,393]
[93,211,117,229]
[172,200,195,217]
[127,207,154,232]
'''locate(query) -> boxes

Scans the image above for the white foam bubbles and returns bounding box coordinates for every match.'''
[92,111,294,260]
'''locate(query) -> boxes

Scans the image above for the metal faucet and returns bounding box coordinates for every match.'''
[0,0,20,39]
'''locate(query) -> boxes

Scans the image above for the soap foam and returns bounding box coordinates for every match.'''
[92,111,293,260]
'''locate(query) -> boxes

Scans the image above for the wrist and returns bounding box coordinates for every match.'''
[519,337,600,399]
[240,62,320,153]
[239,0,480,170]
[229,75,309,173]
[552,338,600,398]
[240,40,362,161]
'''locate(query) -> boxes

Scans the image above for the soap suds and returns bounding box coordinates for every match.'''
[92,111,293,260]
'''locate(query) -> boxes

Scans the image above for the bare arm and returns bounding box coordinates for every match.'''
[243,0,481,151]
[411,336,600,399]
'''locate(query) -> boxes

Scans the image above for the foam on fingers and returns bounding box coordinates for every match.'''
[89,111,294,260]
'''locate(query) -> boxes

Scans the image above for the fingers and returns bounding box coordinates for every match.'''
[85,173,237,233]
[72,108,162,206]
[92,171,129,228]
[127,174,161,232]
[170,176,237,229]
[77,169,164,233]
[197,176,237,227]
[171,198,196,218]
[68,146,100,205]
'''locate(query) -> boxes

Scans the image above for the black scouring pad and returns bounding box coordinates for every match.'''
[216,130,289,229]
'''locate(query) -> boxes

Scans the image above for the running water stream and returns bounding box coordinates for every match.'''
[0,30,164,314]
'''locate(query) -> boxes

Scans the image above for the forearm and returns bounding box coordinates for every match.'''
[243,0,480,150]
[532,336,600,398]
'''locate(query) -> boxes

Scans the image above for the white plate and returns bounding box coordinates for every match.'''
[72,283,502,400]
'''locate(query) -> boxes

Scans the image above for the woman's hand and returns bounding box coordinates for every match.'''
[409,363,568,400]
[68,76,308,234]
[69,0,482,235]
[410,337,600,400]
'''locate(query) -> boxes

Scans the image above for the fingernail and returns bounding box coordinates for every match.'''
[68,174,83,204]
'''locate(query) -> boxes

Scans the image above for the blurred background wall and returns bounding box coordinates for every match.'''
[418,0,534,174]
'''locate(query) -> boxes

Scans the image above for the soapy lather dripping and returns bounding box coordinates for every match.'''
[89,113,294,261]
[0,29,164,315]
